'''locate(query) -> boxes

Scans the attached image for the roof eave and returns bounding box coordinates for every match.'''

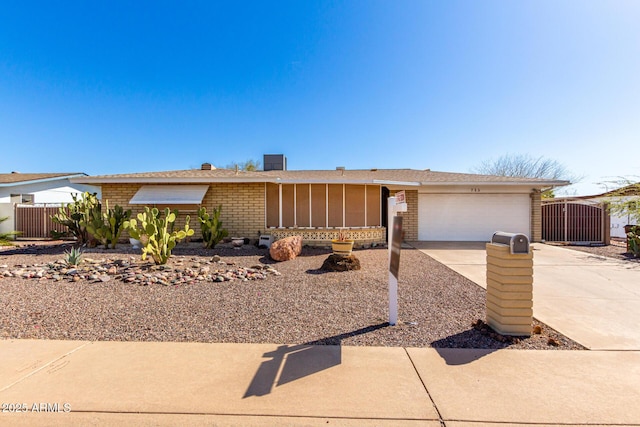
[72,177,423,186]
[0,173,88,187]
[421,180,571,187]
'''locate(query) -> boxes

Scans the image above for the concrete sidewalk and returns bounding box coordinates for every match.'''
[1,339,639,426]
[412,242,640,350]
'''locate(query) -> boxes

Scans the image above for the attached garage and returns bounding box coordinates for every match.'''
[74,165,565,244]
[418,193,531,241]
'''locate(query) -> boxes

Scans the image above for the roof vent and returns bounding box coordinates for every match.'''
[264,154,287,171]
[201,163,215,170]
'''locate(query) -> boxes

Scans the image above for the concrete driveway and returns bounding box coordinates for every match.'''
[410,241,640,350]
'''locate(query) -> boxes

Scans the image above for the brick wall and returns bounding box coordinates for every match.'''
[397,189,418,241]
[101,183,266,241]
[202,183,265,240]
[530,190,542,242]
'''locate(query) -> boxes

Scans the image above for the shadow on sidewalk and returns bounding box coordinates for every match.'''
[243,323,388,398]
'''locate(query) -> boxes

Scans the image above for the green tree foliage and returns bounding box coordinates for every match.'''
[601,179,640,225]
[224,159,261,171]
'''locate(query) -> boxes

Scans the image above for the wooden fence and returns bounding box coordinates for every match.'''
[14,204,68,238]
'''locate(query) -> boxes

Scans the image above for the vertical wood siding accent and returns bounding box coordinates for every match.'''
[327,184,343,227]
[311,184,326,227]
[281,184,295,227]
[295,184,310,227]
[345,185,366,227]
[266,183,279,228]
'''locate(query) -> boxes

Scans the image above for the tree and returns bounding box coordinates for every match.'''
[600,178,640,225]
[472,154,579,198]
[224,159,261,171]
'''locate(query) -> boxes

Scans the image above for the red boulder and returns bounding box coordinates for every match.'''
[269,236,303,261]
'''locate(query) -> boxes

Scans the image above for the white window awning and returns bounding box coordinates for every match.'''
[129,185,209,205]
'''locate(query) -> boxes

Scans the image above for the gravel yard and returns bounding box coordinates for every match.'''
[0,241,584,350]
[549,237,639,263]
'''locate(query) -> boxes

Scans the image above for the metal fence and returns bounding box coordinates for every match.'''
[542,200,608,244]
[14,204,68,239]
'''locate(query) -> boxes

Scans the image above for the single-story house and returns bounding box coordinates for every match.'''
[0,172,101,237]
[564,184,639,239]
[71,157,567,244]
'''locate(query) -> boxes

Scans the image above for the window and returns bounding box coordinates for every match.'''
[11,194,34,204]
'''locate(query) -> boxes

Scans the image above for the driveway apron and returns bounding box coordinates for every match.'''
[411,241,640,350]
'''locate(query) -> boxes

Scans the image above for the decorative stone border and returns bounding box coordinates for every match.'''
[268,227,386,247]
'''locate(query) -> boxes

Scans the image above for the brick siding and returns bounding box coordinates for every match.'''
[101,183,266,242]
[397,189,418,241]
[530,190,542,242]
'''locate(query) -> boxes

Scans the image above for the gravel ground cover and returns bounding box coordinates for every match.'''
[0,241,584,350]
[549,237,639,263]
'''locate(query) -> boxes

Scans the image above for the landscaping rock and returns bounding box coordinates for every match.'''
[321,254,361,272]
[0,256,280,286]
[269,235,303,262]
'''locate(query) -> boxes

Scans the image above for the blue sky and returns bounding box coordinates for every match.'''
[1,1,638,195]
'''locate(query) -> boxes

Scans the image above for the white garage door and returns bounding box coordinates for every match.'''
[418,193,531,241]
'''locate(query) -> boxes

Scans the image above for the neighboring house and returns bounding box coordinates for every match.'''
[0,172,101,237]
[570,184,639,238]
[71,157,568,244]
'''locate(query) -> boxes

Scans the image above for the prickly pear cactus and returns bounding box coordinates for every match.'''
[84,201,132,249]
[124,207,194,264]
[198,206,228,249]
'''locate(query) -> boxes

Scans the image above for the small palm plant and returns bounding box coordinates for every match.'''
[0,216,21,246]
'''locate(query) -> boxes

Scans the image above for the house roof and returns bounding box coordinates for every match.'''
[0,173,87,186]
[71,168,569,188]
[562,183,640,200]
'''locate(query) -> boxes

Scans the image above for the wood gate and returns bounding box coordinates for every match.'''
[542,200,609,244]
[14,204,68,238]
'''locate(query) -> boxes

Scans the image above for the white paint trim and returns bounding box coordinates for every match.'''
[364,184,368,227]
[278,184,283,228]
[309,184,312,227]
[342,184,346,227]
[325,184,329,227]
[293,184,297,227]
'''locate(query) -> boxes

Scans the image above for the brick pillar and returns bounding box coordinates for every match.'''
[530,190,542,242]
[486,243,533,336]
[397,189,418,241]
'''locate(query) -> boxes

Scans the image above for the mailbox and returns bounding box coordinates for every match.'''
[491,231,530,254]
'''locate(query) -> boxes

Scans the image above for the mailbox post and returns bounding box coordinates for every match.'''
[486,231,534,336]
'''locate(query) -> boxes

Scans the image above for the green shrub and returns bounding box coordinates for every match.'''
[0,216,21,246]
[198,206,228,249]
[628,226,640,258]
